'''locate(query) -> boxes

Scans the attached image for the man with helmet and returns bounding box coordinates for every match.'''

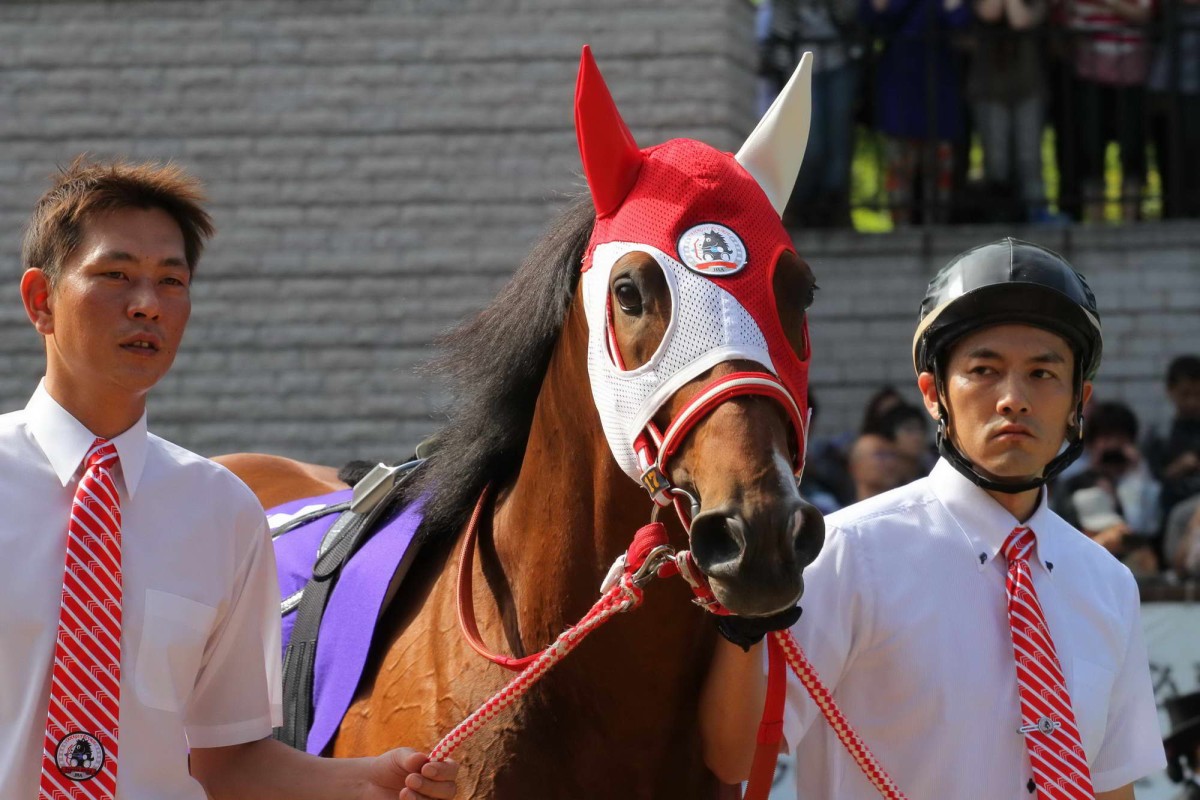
[704,238,1164,798]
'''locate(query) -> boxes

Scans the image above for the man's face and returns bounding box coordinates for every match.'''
[923,323,1088,483]
[1087,432,1136,479]
[35,206,191,410]
[850,433,905,495]
[1169,378,1200,420]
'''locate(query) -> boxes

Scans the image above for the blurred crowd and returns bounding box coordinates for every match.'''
[756,0,1200,226]
[801,355,1200,581]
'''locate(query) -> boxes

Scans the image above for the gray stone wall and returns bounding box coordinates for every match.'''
[0,0,757,464]
[1,0,1196,467]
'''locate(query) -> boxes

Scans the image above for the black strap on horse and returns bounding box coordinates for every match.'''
[274,457,424,750]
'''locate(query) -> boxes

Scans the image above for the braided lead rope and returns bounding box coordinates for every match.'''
[772,629,908,800]
[430,577,644,762]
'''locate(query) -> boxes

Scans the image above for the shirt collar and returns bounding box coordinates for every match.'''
[928,458,1059,576]
[26,380,149,498]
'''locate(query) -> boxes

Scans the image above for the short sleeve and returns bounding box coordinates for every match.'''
[1089,577,1167,791]
[183,506,283,748]
[781,523,874,750]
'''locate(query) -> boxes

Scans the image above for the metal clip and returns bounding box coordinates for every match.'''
[350,461,410,514]
[630,544,677,588]
[1017,717,1060,736]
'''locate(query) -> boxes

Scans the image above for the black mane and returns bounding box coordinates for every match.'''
[403,196,596,545]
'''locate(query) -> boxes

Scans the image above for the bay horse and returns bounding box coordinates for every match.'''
[218,48,824,798]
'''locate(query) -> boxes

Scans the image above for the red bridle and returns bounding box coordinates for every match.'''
[633,370,807,528]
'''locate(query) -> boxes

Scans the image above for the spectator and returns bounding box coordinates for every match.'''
[868,402,934,481]
[967,0,1064,223]
[862,0,972,225]
[1164,494,1200,576]
[1048,0,1085,219]
[859,384,905,432]
[800,391,854,513]
[757,0,862,228]
[847,432,907,500]
[1146,355,1200,521]
[1148,0,1200,218]
[1064,0,1156,222]
[1052,400,1161,574]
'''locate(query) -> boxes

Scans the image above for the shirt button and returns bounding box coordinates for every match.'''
[1027,778,1036,793]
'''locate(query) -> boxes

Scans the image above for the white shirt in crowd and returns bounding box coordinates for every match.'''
[785,458,1165,798]
[0,382,282,799]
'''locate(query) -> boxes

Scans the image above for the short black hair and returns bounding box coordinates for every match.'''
[864,402,927,440]
[1167,355,1200,388]
[1084,401,1139,444]
[23,155,213,285]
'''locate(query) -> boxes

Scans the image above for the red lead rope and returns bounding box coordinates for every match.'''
[442,500,908,799]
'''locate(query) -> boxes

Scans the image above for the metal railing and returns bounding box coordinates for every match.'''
[757,0,1200,230]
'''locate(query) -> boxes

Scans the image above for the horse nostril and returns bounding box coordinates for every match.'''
[690,510,747,572]
[792,500,826,563]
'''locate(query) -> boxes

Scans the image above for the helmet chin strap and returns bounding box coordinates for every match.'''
[931,358,1086,495]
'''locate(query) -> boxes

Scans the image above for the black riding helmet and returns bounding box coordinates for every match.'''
[912,238,1104,493]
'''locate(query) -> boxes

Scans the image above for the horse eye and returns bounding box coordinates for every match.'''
[614,279,644,315]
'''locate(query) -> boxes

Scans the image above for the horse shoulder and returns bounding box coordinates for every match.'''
[213,452,347,511]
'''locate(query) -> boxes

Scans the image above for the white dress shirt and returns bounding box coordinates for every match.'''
[0,382,282,799]
[785,458,1165,798]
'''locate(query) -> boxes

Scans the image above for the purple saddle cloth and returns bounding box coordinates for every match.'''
[269,490,424,755]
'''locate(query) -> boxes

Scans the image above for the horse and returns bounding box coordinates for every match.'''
[217,48,824,798]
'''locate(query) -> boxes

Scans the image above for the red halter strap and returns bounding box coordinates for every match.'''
[455,485,543,670]
[634,370,807,527]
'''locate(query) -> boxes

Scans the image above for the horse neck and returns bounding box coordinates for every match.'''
[489,297,649,632]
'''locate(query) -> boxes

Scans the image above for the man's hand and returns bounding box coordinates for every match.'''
[363,749,458,800]
[1165,450,1200,480]
[1090,521,1131,554]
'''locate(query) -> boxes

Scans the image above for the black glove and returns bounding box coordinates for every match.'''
[716,605,802,652]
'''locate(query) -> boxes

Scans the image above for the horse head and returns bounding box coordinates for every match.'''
[575,47,824,617]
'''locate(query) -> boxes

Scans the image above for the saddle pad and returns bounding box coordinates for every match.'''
[269,490,425,754]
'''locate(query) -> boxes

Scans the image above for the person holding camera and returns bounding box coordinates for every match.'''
[1052,400,1161,575]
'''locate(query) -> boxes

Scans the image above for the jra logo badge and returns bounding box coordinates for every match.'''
[677,223,748,276]
[54,732,105,781]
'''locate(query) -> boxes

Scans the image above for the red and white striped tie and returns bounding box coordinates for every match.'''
[40,439,122,800]
[1003,526,1093,799]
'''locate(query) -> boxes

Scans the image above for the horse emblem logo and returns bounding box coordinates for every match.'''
[54,732,104,781]
[677,223,748,276]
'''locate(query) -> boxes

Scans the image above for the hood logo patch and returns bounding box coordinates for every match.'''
[677,224,747,276]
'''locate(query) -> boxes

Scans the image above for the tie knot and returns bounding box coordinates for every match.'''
[86,438,119,472]
[1002,526,1036,563]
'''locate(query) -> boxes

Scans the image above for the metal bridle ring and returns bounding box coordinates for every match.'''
[650,486,701,526]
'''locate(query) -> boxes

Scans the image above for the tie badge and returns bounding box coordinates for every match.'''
[677,223,748,276]
[54,732,105,781]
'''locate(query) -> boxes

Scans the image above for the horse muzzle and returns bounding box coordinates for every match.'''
[689,496,825,617]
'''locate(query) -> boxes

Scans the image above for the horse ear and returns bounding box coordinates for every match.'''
[575,45,643,218]
[734,51,814,218]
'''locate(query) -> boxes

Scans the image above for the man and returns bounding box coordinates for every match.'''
[846,432,905,501]
[2,157,457,799]
[1146,355,1200,524]
[1052,400,1160,574]
[703,238,1163,797]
